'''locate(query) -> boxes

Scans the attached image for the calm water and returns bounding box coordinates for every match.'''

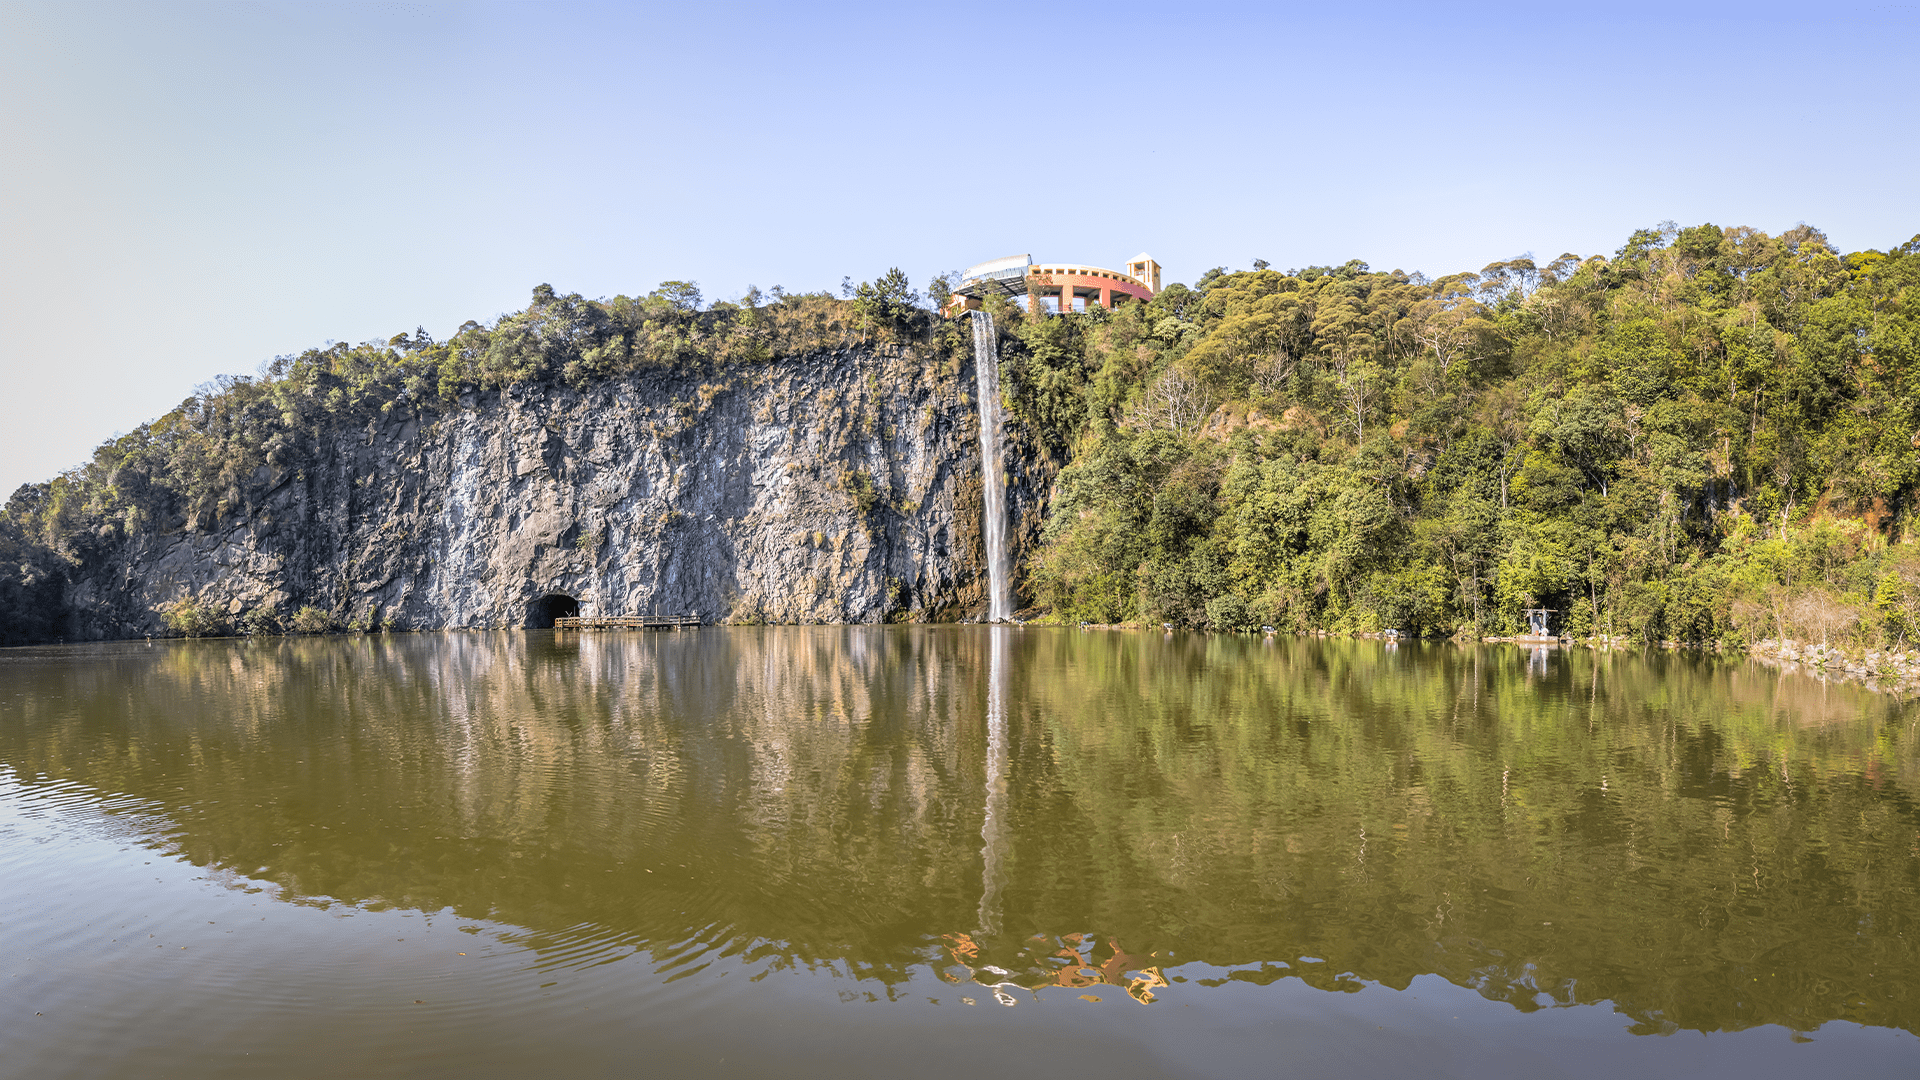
[2,628,1916,1079]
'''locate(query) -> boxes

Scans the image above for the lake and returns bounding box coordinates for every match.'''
[2,627,1915,1078]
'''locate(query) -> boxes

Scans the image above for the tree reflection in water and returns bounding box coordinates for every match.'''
[1,627,1916,1037]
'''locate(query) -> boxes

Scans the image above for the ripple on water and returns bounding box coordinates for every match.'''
[2,630,1918,1079]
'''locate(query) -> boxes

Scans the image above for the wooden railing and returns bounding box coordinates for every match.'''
[554,615,701,630]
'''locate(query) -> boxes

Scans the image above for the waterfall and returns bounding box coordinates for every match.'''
[969,311,1014,622]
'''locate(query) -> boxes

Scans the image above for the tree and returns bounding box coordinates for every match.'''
[850,268,922,340]
[1408,287,1492,385]
[1328,350,1382,441]
[649,281,703,312]
[928,272,957,312]
[1131,365,1213,434]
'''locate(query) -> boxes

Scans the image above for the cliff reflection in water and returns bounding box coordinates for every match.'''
[3,628,1917,1034]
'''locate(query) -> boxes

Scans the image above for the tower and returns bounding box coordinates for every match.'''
[1127,253,1161,293]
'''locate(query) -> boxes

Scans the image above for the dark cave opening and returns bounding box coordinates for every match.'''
[528,593,580,629]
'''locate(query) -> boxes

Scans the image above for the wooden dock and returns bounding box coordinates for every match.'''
[555,614,701,631]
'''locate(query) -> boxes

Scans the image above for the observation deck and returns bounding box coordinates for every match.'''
[947,253,1161,316]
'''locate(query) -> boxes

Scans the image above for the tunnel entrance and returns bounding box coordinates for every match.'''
[528,593,580,629]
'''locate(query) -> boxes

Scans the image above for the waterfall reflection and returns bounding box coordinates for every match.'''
[3,630,1918,1034]
[977,626,1009,936]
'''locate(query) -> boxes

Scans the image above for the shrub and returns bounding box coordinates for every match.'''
[161,597,223,637]
[1206,593,1257,632]
[239,603,281,636]
[842,469,878,518]
[291,605,336,634]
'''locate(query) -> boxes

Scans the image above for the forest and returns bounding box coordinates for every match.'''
[4,222,1919,651]
[1001,222,1920,648]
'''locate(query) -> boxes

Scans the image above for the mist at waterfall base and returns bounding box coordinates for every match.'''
[3,628,1917,1079]
[970,310,1014,622]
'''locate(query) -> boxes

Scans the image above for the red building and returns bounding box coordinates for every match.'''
[947,253,1161,316]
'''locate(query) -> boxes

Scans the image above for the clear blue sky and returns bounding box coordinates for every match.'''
[3,0,1916,496]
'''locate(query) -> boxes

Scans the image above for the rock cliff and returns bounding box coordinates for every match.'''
[62,342,1051,638]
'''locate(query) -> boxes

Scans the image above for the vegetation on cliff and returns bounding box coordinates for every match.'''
[0,509,65,645]
[1005,223,1920,649]
[0,274,954,641]
[9,221,1920,653]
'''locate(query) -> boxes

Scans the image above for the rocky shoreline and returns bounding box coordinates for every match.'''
[1740,638,1920,694]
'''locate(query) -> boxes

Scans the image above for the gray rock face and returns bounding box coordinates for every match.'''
[65,344,1047,638]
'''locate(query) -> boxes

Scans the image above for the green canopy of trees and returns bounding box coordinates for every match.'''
[1007,223,1920,647]
[9,220,1920,651]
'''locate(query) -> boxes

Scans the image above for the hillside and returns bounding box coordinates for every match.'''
[0,282,1053,640]
[6,223,1920,651]
[1010,223,1920,648]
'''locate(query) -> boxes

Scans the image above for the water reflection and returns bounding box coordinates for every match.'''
[1527,644,1551,678]
[977,625,1009,937]
[1,629,1917,1038]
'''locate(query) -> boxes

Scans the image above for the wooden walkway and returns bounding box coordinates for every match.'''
[555,614,701,630]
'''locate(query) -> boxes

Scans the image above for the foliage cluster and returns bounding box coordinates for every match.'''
[160,597,223,638]
[13,225,1920,653]
[291,605,337,635]
[239,603,281,636]
[1017,223,1920,648]
[0,496,68,645]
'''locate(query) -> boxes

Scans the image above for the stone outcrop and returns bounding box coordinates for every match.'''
[63,343,1050,638]
[1745,638,1920,694]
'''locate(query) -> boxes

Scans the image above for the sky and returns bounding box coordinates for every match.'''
[3,0,1917,496]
